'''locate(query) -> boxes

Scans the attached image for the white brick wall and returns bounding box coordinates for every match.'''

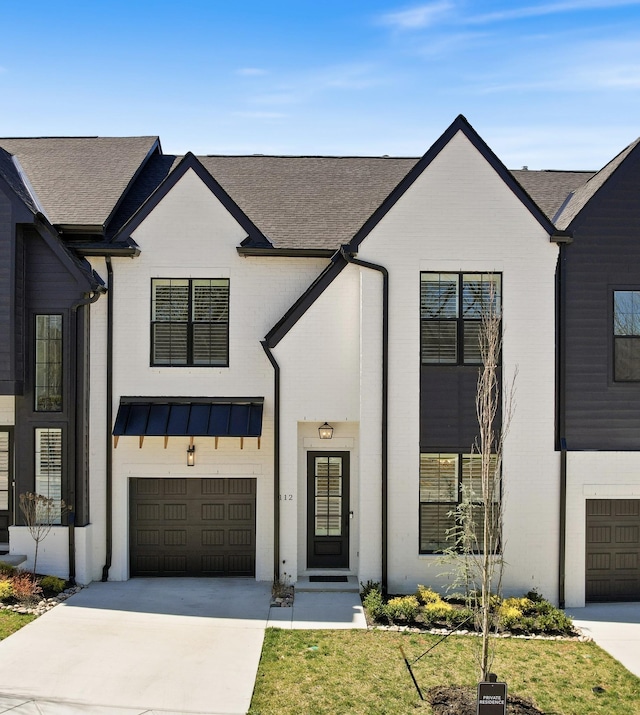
[86,169,326,581]
[354,131,560,598]
[0,396,14,424]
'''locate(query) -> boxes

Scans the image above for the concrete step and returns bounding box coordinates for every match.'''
[296,574,360,593]
[0,554,27,566]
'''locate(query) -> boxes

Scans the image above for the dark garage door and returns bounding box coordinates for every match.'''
[130,478,256,577]
[586,499,640,601]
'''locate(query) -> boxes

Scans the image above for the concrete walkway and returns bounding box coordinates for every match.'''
[565,602,640,678]
[0,579,365,715]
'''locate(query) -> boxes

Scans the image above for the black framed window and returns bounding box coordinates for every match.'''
[35,427,63,524]
[419,453,499,554]
[151,279,229,366]
[614,290,640,381]
[34,315,63,411]
[420,273,501,365]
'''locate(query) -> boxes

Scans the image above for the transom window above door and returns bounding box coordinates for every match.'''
[151,279,229,366]
[420,273,501,365]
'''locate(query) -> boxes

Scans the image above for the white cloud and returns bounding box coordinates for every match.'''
[378,2,454,29]
[468,0,640,24]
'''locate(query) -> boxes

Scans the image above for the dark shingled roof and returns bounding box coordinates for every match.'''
[0,147,40,214]
[555,138,640,229]
[511,169,594,222]
[0,136,159,228]
[198,155,420,249]
[115,153,591,250]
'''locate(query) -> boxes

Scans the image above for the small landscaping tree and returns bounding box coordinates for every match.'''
[441,278,516,681]
[18,492,67,577]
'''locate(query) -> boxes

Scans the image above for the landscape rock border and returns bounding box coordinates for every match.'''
[1,585,84,616]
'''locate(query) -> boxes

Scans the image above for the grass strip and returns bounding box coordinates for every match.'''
[249,628,640,715]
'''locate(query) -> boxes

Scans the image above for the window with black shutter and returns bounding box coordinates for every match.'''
[151,279,229,366]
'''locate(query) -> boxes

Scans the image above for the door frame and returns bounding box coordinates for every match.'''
[306,451,350,569]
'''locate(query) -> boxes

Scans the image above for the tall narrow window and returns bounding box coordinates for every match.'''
[614,290,640,381]
[35,315,62,411]
[151,279,229,366]
[420,273,501,365]
[35,428,63,524]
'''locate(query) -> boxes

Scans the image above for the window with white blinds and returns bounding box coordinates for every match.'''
[0,431,9,511]
[420,273,501,365]
[35,428,63,524]
[419,452,500,554]
[151,279,229,366]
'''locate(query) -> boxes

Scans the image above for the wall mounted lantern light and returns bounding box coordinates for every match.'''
[187,444,196,466]
[318,422,334,439]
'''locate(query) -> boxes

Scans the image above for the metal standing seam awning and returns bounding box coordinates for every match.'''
[112,397,264,449]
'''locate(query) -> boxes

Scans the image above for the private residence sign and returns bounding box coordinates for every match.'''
[477,681,507,715]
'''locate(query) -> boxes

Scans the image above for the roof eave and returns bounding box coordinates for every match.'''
[237,247,335,258]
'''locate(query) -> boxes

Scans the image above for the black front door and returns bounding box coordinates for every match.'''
[307,452,349,568]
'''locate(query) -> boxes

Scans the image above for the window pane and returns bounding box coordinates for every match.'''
[192,324,228,365]
[152,280,189,322]
[35,315,62,412]
[192,279,229,322]
[420,274,458,318]
[462,454,499,501]
[615,337,640,381]
[421,321,457,363]
[462,274,501,318]
[463,321,482,364]
[420,454,457,502]
[0,431,8,511]
[152,324,188,364]
[35,428,63,524]
[420,503,455,552]
[614,291,640,336]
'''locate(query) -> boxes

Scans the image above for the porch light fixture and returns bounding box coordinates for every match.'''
[318,422,333,439]
[187,444,196,466]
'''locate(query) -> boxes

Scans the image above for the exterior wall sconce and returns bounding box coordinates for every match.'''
[187,444,196,466]
[318,422,333,439]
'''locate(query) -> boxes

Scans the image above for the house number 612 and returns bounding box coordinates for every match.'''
[279,494,293,501]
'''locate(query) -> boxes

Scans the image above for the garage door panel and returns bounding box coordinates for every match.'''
[586,499,640,601]
[130,478,256,577]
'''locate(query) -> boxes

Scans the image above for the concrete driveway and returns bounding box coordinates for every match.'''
[565,602,640,678]
[0,579,272,715]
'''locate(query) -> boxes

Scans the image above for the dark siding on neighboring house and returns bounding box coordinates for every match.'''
[14,227,91,524]
[564,148,640,450]
[0,190,17,392]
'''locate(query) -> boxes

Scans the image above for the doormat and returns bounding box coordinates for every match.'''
[309,575,349,582]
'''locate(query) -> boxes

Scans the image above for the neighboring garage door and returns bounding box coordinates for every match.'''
[130,478,256,577]
[586,499,640,602]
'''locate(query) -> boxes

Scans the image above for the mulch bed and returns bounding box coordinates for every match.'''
[426,685,544,715]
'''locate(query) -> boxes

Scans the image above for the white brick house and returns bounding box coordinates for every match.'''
[2,117,639,606]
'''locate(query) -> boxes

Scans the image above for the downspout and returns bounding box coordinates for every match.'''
[340,247,389,595]
[557,244,568,608]
[69,289,103,585]
[101,257,114,581]
[261,341,280,582]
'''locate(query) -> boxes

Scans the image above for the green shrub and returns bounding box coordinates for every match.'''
[445,606,475,628]
[0,562,16,577]
[421,600,454,626]
[39,575,66,595]
[415,585,442,605]
[536,609,574,634]
[362,588,385,621]
[360,580,380,599]
[0,579,13,600]
[385,595,420,623]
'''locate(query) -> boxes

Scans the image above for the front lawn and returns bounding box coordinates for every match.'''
[0,610,36,640]
[249,629,640,715]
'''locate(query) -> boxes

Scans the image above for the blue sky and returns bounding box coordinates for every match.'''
[1,1,639,169]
